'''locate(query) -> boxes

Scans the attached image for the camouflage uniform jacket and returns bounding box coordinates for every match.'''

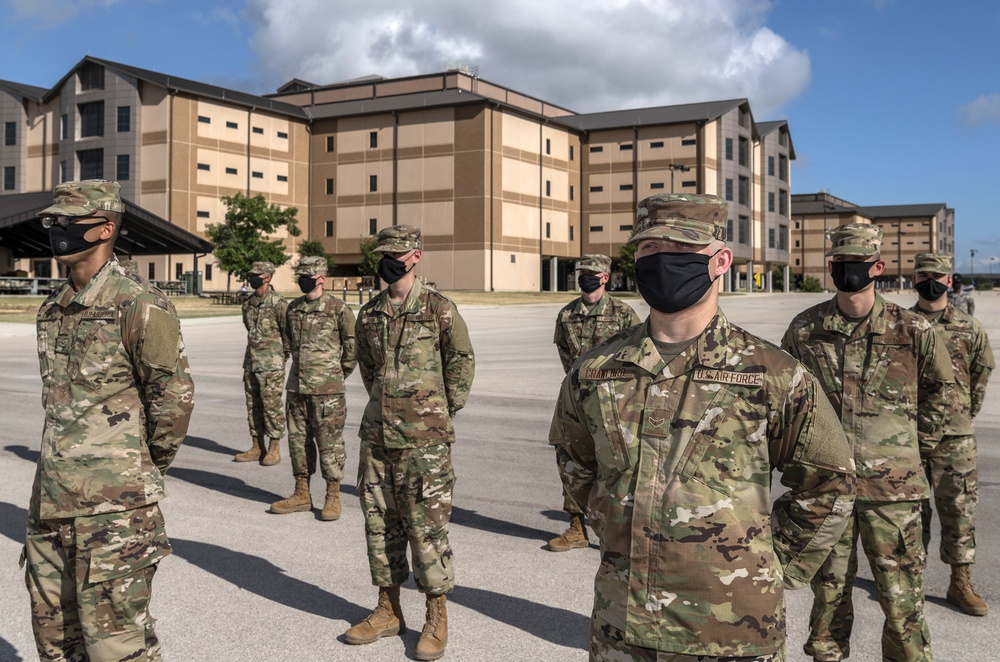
[948,289,975,316]
[356,279,475,448]
[554,292,640,373]
[285,291,357,394]
[549,311,855,657]
[910,302,994,436]
[34,257,194,521]
[242,286,289,373]
[781,295,954,501]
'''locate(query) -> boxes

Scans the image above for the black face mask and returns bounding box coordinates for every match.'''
[830,260,875,293]
[248,274,266,290]
[634,250,719,314]
[378,255,412,285]
[298,275,318,294]
[49,221,106,257]
[578,273,602,294]
[915,278,949,302]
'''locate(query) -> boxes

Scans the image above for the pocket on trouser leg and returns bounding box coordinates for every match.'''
[25,527,84,660]
[83,564,157,660]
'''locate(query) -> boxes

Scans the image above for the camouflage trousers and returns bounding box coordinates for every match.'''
[921,434,978,565]
[805,501,931,662]
[555,453,584,515]
[358,441,455,595]
[23,505,170,662]
[591,618,783,662]
[287,392,346,482]
[243,368,286,441]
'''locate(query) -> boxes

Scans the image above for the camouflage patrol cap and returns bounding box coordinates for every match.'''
[374,225,422,253]
[37,180,124,217]
[826,223,882,257]
[248,261,275,275]
[913,253,953,274]
[295,256,328,276]
[627,194,728,246]
[577,254,612,274]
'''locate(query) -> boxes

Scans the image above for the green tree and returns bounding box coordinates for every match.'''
[618,241,637,283]
[772,268,784,292]
[205,193,301,290]
[800,275,823,292]
[359,236,380,278]
[297,239,336,273]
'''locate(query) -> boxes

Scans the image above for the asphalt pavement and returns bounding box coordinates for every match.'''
[1,291,998,661]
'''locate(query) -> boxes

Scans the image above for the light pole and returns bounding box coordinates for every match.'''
[822,204,835,291]
[668,163,690,193]
[970,249,978,280]
[991,256,996,284]
[897,223,905,290]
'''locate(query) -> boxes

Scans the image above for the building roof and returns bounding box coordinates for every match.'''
[307,88,488,120]
[0,79,47,102]
[275,78,321,94]
[855,203,948,219]
[551,98,748,132]
[43,56,309,120]
[756,119,796,159]
[0,191,213,258]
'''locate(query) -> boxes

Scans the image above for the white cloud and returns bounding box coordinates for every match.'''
[246,0,810,116]
[960,94,1000,127]
[9,0,126,26]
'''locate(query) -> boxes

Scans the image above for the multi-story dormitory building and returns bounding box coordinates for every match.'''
[1,56,797,291]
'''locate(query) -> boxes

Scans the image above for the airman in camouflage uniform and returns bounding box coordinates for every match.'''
[549,253,640,553]
[782,225,954,662]
[910,253,994,616]
[551,194,855,662]
[345,226,475,661]
[25,180,194,661]
[948,273,975,316]
[235,261,290,466]
[268,256,356,521]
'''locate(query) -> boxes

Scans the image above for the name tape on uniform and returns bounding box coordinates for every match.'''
[693,368,763,387]
[581,368,635,380]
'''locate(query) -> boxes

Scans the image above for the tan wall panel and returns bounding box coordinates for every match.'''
[454,196,486,244]
[502,156,540,198]
[141,86,170,132]
[398,107,455,147]
[337,161,394,195]
[501,201,541,240]
[501,114,541,154]
[397,156,454,193]
[492,252,540,291]
[397,201,455,236]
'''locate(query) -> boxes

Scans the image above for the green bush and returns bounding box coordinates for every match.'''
[800,276,823,293]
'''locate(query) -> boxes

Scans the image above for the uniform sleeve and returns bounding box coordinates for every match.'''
[916,324,956,455]
[553,315,574,374]
[622,301,640,328]
[441,303,475,415]
[969,296,976,317]
[970,323,994,418]
[340,305,357,378]
[780,323,802,361]
[768,366,855,590]
[123,295,194,473]
[356,310,375,394]
[276,296,290,360]
[548,372,598,530]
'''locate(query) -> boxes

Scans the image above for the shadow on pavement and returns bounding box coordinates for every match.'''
[0,502,27,545]
[0,637,24,662]
[166,467,282,504]
[446,585,588,650]
[182,436,240,458]
[3,445,39,464]
[170,538,368,624]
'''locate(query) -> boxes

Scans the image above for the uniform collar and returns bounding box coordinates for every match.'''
[614,309,732,376]
[911,301,955,323]
[821,294,889,336]
[249,286,273,306]
[572,292,609,316]
[54,257,119,310]
[370,278,424,317]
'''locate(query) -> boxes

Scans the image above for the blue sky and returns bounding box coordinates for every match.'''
[2,0,998,272]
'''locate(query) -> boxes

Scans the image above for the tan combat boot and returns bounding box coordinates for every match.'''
[414,594,448,661]
[344,586,406,644]
[547,514,589,552]
[320,480,341,521]
[269,476,312,514]
[947,564,988,616]
[233,437,263,462]
[260,438,281,466]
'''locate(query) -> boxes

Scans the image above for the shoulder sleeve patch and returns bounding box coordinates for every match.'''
[141,305,181,370]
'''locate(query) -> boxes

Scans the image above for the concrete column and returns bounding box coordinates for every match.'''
[766,269,773,293]
[783,265,790,293]
[549,256,559,292]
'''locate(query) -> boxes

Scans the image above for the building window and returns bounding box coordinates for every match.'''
[682,180,696,188]
[3,166,14,190]
[226,167,238,175]
[252,126,263,135]
[589,146,603,153]
[369,131,378,149]
[619,184,633,191]
[726,219,733,242]
[779,224,788,250]
[619,224,632,231]
[61,114,68,141]
[569,226,574,241]
[59,160,67,182]
[545,138,551,155]
[78,63,104,90]
[738,137,749,167]
[277,131,288,139]
[78,149,103,179]
[226,121,238,129]
[196,211,210,218]
[325,221,334,237]
[205,264,213,280]
[369,175,378,192]
[545,222,551,238]
[650,141,664,148]
[4,121,15,146]
[369,218,377,235]
[545,180,551,197]
[739,216,748,244]
[681,138,696,146]
[326,178,334,195]
[779,189,788,216]
[197,115,211,124]
[79,101,104,137]
[768,156,775,176]
[277,174,288,182]
[326,136,335,152]
[590,225,604,232]
[725,138,733,161]
[252,171,263,179]
[569,146,574,161]
[117,106,130,133]
[725,178,733,201]
[116,154,129,181]
[768,228,775,249]
[739,107,750,129]
[619,144,633,151]
[589,185,603,193]
[650,182,664,190]
[511,255,516,263]
[197,163,210,171]
[779,155,788,182]
[768,192,775,212]
[738,176,749,206]
[147,263,155,280]
[569,185,574,201]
